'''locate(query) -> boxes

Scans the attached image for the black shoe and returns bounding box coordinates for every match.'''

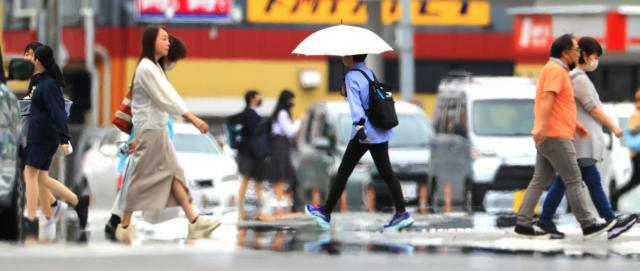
[23,218,39,239]
[582,219,617,239]
[105,223,116,241]
[514,224,551,239]
[74,195,90,229]
[535,220,565,239]
[608,214,638,240]
[104,214,120,241]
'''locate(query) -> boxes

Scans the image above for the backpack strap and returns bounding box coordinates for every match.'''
[349,68,379,83]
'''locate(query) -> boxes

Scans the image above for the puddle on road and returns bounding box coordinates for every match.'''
[233,215,640,260]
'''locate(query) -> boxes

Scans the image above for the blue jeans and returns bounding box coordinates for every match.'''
[540,164,616,222]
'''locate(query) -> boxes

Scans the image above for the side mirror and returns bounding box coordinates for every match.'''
[8,59,34,81]
[312,137,331,152]
[98,144,120,157]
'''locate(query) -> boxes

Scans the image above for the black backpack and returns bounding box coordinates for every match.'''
[250,118,272,161]
[350,69,399,130]
[224,112,244,150]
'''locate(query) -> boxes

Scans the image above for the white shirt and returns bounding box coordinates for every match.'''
[131,58,188,130]
[271,110,300,138]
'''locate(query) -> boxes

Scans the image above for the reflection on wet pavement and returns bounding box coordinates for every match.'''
[5,209,640,261]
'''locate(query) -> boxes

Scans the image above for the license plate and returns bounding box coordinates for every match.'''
[401,182,417,200]
[513,189,542,214]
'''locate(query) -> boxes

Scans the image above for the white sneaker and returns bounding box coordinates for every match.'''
[38,218,56,241]
[115,224,137,242]
[187,216,221,240]
[51,201,68,222]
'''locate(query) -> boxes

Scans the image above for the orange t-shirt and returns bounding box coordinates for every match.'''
[533,60,576,140]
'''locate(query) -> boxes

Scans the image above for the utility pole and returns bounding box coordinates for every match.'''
[398,0,415,101]
[45,0,61,59]
[43,0,66,185]
[366,0,384,81]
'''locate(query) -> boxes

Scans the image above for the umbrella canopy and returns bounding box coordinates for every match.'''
[292,25,393,56]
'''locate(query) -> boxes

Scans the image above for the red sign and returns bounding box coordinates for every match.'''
[514,15,553,52]
[136,0,232,22]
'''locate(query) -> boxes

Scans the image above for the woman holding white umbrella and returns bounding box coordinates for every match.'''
[296,25,414,232]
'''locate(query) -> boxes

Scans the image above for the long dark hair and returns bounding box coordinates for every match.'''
[129,25,165,90]
[34,45,66,88]
[139,25,165,64]
[271,89,295,121]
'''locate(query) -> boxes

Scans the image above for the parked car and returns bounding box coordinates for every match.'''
[172,123,240,211]
[78,123,241,213]
[294,101,434,212]
[431,74,559,214]
[0,55,37,241]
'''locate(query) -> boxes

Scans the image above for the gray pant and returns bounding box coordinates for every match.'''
[516,138,597,228]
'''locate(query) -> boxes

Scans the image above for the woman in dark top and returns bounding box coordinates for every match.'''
[23,45,89,239]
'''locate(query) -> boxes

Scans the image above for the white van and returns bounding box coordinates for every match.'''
[431,74,558,213]
[601,103,636,213]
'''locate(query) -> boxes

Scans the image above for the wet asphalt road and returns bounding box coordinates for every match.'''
[1,208,640,270]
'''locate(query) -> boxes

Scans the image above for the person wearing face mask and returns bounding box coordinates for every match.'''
[115,26,219,241]
[268,90,300,215]
[514,34,620,239]
[237,90,265,220]
[535,37,637,240]
[104,34,188,240]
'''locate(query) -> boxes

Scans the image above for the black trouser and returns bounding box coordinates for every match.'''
[324,138,406,214]
[612,154,640,209]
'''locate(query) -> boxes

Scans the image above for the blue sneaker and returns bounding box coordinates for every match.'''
[305,204,331,229]
[383,212,414,233]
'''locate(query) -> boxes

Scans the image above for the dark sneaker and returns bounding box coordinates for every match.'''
[23,218,39,239]
[582,219,617,239]
[535,220,565,239]
[104,214,121,241]
[74,195,90,229]
[608,214,638,240]
[383,212,414,233]
[305,204,330,229]
[514,224,551,239]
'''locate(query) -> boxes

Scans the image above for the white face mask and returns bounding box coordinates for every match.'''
[585,59,599,72]
[165,61,177,71]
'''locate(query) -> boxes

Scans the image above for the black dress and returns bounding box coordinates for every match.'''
[25,73,70,170]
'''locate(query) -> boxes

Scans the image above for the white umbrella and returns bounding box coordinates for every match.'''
[292,25,393,56]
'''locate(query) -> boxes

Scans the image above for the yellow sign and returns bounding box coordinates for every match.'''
[247,0,490,26]
[382,0,490,26]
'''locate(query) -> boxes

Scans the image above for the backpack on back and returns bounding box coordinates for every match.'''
[350,69,399,130]
[224,112,244,150]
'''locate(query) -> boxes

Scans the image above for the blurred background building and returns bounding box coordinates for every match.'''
[2,0,640,128]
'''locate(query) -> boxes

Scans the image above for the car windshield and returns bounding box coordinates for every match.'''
[473,99,534,136]
[338,114,434,148]
[173,133,221,155]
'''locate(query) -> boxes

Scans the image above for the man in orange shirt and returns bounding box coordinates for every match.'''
[515,34,620,239]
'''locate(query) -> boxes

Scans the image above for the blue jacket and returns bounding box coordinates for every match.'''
[345,62,394,144]
[27,73,70,145]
